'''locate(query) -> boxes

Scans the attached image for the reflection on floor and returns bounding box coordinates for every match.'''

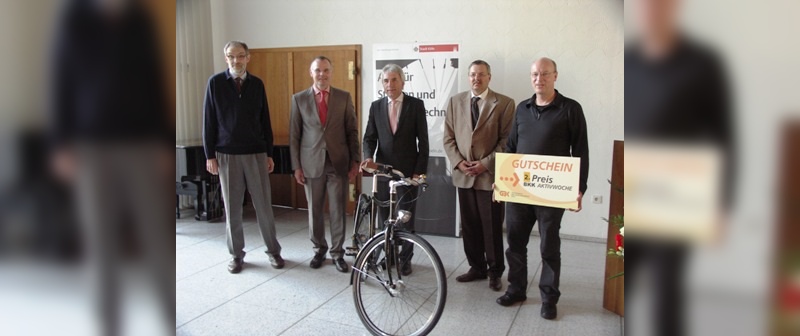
[176,207,622,336]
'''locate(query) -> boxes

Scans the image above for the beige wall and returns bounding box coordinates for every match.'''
[206,0,624,239]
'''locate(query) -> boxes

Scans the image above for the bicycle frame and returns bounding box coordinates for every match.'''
[350,169,415,286]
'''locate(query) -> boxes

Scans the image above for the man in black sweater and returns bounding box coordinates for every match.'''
[203,41,283,273]
[496,58,589,321]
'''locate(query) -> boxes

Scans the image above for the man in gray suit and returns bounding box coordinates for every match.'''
[444,60,516,292]
[290,56,360,273]
[362,63,429,276]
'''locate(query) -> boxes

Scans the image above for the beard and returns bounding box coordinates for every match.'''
[229,66,244,76]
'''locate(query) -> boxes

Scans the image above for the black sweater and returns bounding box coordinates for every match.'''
[506,90,589,194]
[203,70,273,159]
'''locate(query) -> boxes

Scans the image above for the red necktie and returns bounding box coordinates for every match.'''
[235,77,242,94]
[318,91,328,125]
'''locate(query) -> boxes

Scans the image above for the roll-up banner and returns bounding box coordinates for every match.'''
[373,43,460,237]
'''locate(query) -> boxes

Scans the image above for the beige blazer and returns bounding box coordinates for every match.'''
[443,89,515,190]
[289,86,360,178]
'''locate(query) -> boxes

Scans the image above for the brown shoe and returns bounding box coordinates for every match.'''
[489,277,502,291]
[228,257,243,274]
[269,254,285,269]
[456,272,487,282]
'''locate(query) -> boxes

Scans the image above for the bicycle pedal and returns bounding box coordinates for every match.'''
[345,247,359,256]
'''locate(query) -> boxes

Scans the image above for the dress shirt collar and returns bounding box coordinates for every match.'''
[527,89,563,109]
[388,93,404,106]
[471,88,489,101]
[227,69,247,81]
[312,85,330,96]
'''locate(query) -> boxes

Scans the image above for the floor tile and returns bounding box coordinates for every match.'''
[175,207,622,336]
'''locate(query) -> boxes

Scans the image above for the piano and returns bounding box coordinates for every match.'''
[176,139,292,221]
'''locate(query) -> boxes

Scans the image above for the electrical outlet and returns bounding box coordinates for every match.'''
[592,195,602,204]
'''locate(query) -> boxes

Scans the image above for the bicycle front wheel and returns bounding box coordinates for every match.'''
[352,194,373,253]
[352,232,447,336]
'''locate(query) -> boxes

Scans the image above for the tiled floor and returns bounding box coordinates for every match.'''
[176,206,623,336]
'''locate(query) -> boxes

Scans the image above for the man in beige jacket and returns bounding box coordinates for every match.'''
[443,60,516,291]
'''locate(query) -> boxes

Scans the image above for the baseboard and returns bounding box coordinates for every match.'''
[531,230,605,243]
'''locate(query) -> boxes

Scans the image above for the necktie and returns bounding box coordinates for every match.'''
[390,100,399,134]
[318,91,328,125]
[233,77,242,93]
[471,96,480,130]
[235,77,242,94]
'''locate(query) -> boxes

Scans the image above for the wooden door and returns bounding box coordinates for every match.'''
[248,45,362,214]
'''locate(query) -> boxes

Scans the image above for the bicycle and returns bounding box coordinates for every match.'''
[346,161,447,336]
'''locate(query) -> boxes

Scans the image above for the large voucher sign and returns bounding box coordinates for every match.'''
[494,153,580,209]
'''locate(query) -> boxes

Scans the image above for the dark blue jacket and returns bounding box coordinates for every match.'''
[203,70,273,159]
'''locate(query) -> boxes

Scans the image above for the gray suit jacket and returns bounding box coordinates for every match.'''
[289,86,360,178]
[443,89,516,190]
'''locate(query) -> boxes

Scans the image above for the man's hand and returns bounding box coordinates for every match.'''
[456,160,471,174]
[491,183,501,203]
[348,161,360,181]
[469,162,487,176]
[458,160,486,177]
[51,148,76,183]
[267,157,275,173]
[568,192,583,212]
[360,158,374,172]
[294,169,306,185]
[207,159,219,175]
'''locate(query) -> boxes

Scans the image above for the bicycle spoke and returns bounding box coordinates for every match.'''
[354,233,446,336]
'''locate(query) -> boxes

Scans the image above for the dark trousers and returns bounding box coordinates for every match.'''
[376,176,417,262]
[458,188,505,277]
[625,241,688,336]
[505,202,565,304]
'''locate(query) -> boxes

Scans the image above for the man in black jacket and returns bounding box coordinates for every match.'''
[362,63,429,275]
[496,58,589,321]
[203,41,283,274]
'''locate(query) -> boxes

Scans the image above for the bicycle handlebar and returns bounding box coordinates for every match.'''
[361,161,428,189]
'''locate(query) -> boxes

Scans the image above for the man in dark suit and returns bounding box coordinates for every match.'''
[362,63,429,275]
[443,60,516,292]
[290,56,360,273]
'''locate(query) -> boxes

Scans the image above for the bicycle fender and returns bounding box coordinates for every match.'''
[349,231,387,285]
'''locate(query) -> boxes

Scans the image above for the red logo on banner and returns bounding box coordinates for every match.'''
[418,44,459,53]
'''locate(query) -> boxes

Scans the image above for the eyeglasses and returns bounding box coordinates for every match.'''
[531,71,555,78]
[226,54,247,61]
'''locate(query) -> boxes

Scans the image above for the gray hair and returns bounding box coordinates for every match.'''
[469,60,491,75]
[223,40,249,55]
[382,64,405,83]
[534,57,558,72]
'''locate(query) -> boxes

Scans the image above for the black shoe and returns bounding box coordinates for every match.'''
[334,258,349,273]
[228,257,243,274]
[496,292,526,307]
[269,254,285,269]
[400,261,412,276]
[541,303,557,320]
[456,272,487,282]
[489,277,502,291]
[310,253,326,269]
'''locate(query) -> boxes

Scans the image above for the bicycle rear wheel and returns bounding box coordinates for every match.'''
[352,231,446,336]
